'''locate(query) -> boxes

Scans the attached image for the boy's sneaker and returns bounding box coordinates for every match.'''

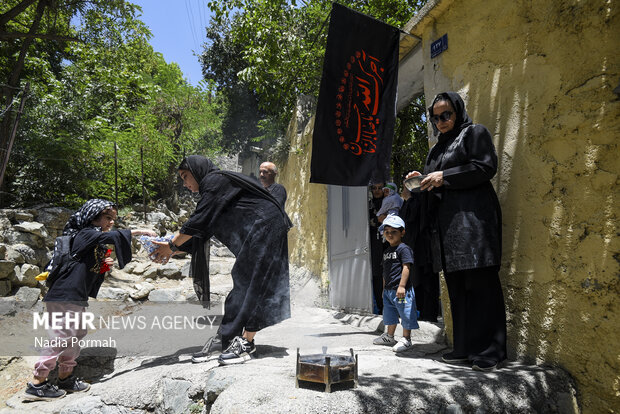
[192,334,222,363]
[57,375,91,393]
[373,332,397,346]
[23,381,66,401]
[392,337,413,353]
[218,336,256,365]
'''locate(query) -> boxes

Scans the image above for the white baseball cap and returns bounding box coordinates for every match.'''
[379,214,405,233]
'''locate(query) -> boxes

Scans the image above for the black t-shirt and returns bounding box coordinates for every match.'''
[382,243,414,290]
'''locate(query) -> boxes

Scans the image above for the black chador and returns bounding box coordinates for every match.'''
[180,156,292,347]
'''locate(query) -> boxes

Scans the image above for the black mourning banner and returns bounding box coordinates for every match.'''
[310,3,399,186]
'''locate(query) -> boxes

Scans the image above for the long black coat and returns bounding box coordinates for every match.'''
[180,156,291,340]
[424,96,502,273]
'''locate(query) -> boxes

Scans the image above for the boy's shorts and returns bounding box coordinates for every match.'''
[382,288,419,330]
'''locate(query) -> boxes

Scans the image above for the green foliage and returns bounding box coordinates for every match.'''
[2,0,222,208]
[391,96,429,185]
[201,0,429,169]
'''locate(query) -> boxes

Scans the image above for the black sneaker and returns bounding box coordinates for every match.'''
[441,352,469,363]
[192,334,223,363]
[57,375,91,393]
[23,381,66,401]
[218,336,256,365]
[472,358,502,372]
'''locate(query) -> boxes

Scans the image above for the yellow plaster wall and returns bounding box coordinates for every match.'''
[411,0,619,412]
[279,110,330,285]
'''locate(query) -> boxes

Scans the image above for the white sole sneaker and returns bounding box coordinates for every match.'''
[218,352,254,365]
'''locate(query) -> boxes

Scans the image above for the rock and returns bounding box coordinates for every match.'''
[0,279,11,296]
[59,395,133,413]
[147,212,168,225]
[5,246,24,264]
[14,286,41,308]
[0,243,6,259]
[158,262,182,279]
[181,262,190,278]
[0,260,16,280]
[148,288,186,302]
[14,221,48,238]
[130,282,155,300]
[155,378,193,414]
[122,261,137,273]
[97,287,130,301]
[9,243,37,265]
[34,248,51,267]
[132,262,151,275]
[16,263,40,287]
[36,207,72,231]
[143,267,159,279]
[14,211,34,221]
[1,229,44,248]
[0,297,16,315]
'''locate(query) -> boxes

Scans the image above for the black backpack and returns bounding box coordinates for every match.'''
[44,235,76,288]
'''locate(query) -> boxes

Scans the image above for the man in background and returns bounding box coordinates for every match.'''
[259,162,287,207]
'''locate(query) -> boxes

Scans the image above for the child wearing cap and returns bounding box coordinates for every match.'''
[376,182,403,220]
[373,214,419,352]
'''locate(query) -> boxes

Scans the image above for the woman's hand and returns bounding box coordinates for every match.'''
[131,229,157,237]
[420,171,444,191]
[152,241,173,264]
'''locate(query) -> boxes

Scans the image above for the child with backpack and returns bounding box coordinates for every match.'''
[24,199,155,401]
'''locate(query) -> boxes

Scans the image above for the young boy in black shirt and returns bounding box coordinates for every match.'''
[372,214,419,352]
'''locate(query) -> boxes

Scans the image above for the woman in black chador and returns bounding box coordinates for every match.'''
[407,91,507,371]
[154,155,292,365]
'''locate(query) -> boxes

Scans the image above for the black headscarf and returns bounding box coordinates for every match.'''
[63,199,116,236]
[182,155,292,228]
[179,155,292,307]
[427,91,473,141]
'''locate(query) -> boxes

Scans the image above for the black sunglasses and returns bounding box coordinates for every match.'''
[430,110,453,124]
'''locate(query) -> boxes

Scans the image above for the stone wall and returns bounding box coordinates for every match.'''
[406,0,619,411]
[279,96,330,286]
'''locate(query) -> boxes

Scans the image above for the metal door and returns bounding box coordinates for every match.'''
[327,185,373,312]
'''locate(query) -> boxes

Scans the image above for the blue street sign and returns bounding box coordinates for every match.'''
[431,34,448,58]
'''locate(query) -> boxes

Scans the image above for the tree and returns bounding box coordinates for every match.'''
[201,0,428,164]
[0,0,145,189]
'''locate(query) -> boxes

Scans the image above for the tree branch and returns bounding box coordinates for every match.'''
[0,0,38,28]
[0,31,82,42]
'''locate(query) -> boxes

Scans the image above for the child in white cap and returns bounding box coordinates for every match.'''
[372,214,419,352]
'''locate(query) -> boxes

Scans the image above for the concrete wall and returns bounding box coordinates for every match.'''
[406,0,619,412]
[279,99,330,285]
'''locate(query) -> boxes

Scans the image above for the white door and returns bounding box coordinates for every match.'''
[327,185,373,313]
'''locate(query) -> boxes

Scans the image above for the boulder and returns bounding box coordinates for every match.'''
[122,261,137,273]
[0,297,16,315]
[130,282,155,300]
[7,243,36,265]
[97,287,130,301]
[180,262,191,278]
[14,286,41,308]
[0,243,6,259]
[14,211,34,221]
[148,288,186,302]
[158,262,182,279]
[0,279,11,296]
[142,267,159,279]
[1,229,44,248]
[36,207,72,231]
[155,378,194,414]
[16,263,40,287]
[132,262,151,275]
[14,221,48,238]
[0,260,16,280]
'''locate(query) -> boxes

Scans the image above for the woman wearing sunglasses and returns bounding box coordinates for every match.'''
[406,91,507,371]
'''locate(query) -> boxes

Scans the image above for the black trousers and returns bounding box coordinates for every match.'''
[413,264,440,322]
[444,266,507,363]
[369,233,385,313]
